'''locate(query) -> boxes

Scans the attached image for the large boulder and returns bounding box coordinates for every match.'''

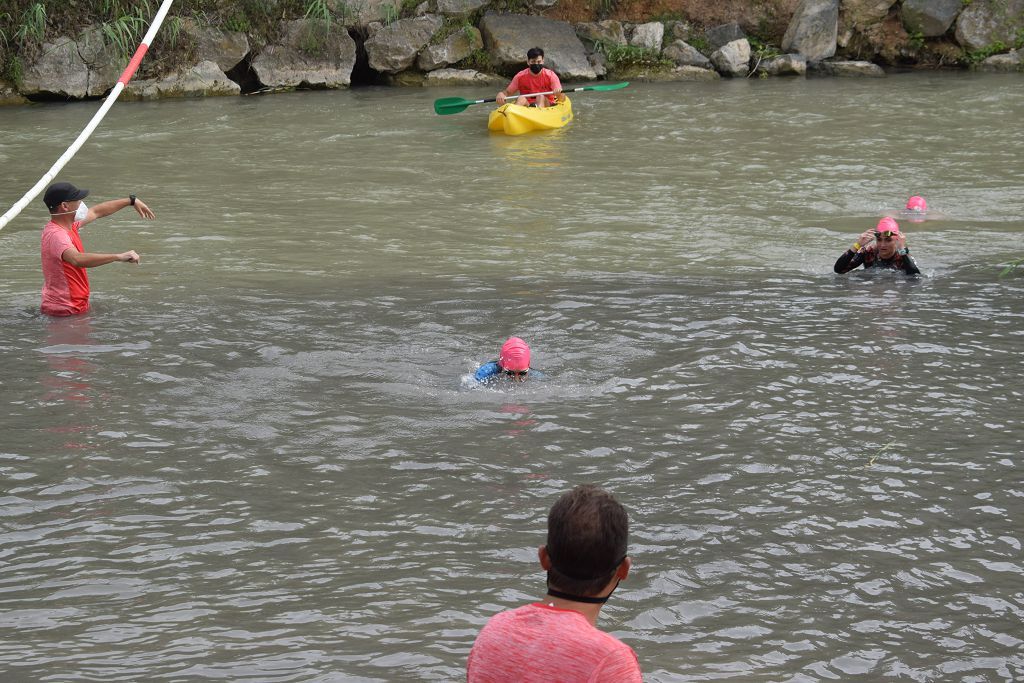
[710,38,751,77]
[21,29,118,99]
[575,20,627,50]
[77,28,120,93]
[480,13,596,79]
[417,26,483,70]
[758,53,807,76]
[366,15,444,73]
[123,60,241,100]
[344,0,402,27]
[901,0,962,37]
[809,59,885,76]
[423,68,505,85]
[955,0,1024,51]
[782,0,840,61]
[978,48,1023,71]
[705,22,746,51]
[181,18,250,72]
[663,40,712,68]
[667,21,694,41]
[841,0,898,29]
[437,0,489,16]
[629,22,665,51]
[251,20,357,88]
[20,37,87,98]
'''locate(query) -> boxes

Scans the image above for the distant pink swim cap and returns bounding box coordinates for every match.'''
[906,196,927,212]
[876,217,901,235]
[499,337,531,371]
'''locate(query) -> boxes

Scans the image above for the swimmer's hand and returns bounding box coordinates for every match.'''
[120,250,140,264]
[855,229,875,251]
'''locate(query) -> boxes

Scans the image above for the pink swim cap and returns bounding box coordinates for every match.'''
[906,196,927,212]
[876,217,900,235]
[499,337,531,371]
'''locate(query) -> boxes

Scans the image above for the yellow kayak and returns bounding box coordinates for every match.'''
[488,97,573,135]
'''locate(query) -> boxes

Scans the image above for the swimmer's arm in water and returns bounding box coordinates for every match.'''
[834,230,873,273]
[834,248,867,274]
[474,361,501,382]
[900,249,921,275]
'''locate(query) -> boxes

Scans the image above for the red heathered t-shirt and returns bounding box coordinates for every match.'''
[40,220,90,316]
[467,603,642,682]
[506,68,562,105]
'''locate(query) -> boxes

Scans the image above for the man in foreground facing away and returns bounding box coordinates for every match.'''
[467,484,642,682]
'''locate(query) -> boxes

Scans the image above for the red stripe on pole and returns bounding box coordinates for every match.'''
[118,44,151,85]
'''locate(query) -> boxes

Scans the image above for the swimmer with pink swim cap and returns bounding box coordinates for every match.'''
[834,217,921,275]
[886,194,946,223]
[901,195,931,223]
[473,336,534,383]
[906,196,927,212]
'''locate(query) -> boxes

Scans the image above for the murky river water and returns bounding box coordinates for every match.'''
[1,72,1022,681]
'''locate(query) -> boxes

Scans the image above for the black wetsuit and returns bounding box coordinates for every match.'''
[834,247,920,275]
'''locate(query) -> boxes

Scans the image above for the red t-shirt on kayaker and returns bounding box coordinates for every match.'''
[506,68,562,105]
[41,219,90,316]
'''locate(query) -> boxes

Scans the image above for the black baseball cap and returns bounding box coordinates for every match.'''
[43,182,89,210]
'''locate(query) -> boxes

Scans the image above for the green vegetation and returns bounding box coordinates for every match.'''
[748,36,780,60]
[100,5,153,62]
[597,42,673,74]
[381,3,399,26]
[455,47,493,72]
[964,40,1008,64]
[747,37,781,79]
[379,0,420,26]
[431,18,475,46]
[907,29,925,51]
[865,440,897,468]
[596,0,617,19]
[16,3,47,45]
[687,35,711,55]
[1000,257,1024,277]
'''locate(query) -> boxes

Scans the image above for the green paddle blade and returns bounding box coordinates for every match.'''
[434,97,475,115]
[580,82,629,91]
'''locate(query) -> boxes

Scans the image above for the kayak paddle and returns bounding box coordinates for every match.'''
[433,82,629,115]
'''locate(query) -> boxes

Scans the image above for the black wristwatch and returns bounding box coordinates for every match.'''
[129,194,136,206]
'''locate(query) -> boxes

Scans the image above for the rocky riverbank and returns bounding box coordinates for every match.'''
[1,0,1022,105]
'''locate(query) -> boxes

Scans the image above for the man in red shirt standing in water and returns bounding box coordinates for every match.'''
[496,47,564,109]
[39,181,155,316]
[467,484,642,682]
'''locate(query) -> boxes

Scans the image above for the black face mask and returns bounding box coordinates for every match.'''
[529,63,543,74]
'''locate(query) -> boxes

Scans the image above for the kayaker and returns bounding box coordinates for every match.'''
[495,47,564,109]
[473,336,533,384]
[39,181,155,316]
[834,217,921,275]
[467,484,642,681]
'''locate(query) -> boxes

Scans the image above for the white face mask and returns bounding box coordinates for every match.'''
[53,201,88,222]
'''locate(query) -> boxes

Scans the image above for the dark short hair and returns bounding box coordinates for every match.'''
[546,484,628,596]
[527,47,544,60]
